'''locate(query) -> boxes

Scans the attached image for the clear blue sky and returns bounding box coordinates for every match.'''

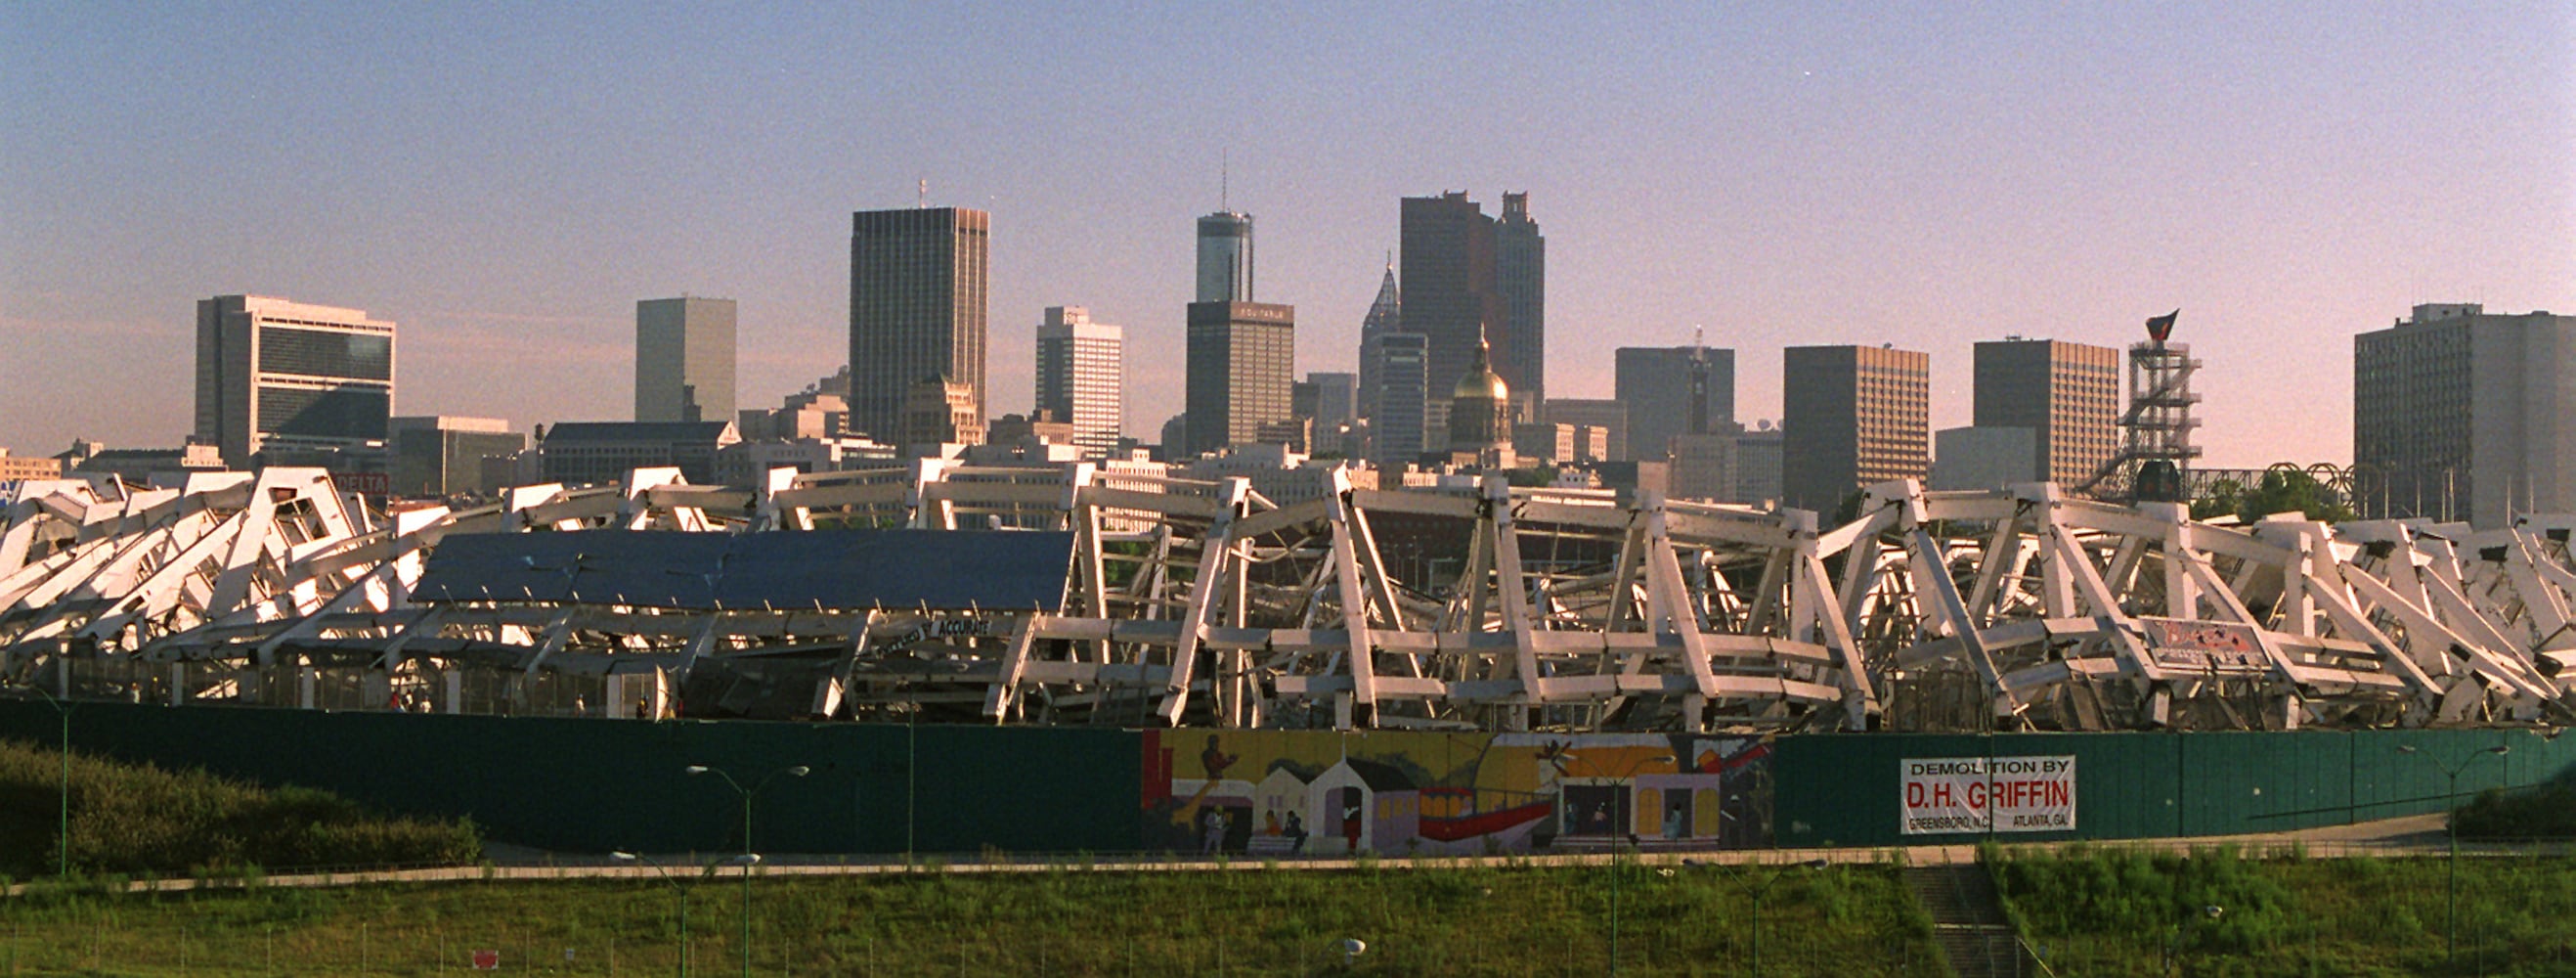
[4,3,2569,466]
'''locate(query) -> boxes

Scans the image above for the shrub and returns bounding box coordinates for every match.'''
[0,736,480,877]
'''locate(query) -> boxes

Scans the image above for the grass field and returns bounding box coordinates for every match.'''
[0,859,1942,976]
[1990,844,2576,977]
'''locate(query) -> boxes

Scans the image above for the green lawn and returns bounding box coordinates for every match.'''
[1990,845,2576,977]
[0,861,1943,976]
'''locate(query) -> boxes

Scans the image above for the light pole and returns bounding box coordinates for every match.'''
[686,764,808,978]
[615,851,758,978]
[2396,743,2509,961]
[1686,858,1828,977]
[23,686,73,878]
[1563,752,1673,977]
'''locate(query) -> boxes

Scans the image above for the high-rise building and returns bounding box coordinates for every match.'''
[2354,303,2576,525]
[850,207,989,445]
[1184,301,1296,457]
[1294,372,1358,432]
[195,294,397,468]
[634,296,737,423]
[1495,192,1546,420]
[1034,305,1124,461]
[1615,345,1735,463]
[1354,260,1401,421]
[1402,193,1515,434]
[1196,211,1254,303]
[1781,345,1930,513]
[389,416,525,497]
[1544,398,1629,462]
[1971,338,2119,486]
[1370,333,1431,466]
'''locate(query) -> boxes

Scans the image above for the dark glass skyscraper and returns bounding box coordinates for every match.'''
[1354,260,1400,421]
[1495,192,1545,419]
[849,207,989,444]
[1400,193,1505,438]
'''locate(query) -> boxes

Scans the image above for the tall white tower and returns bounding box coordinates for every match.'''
[1034,306,1125,460]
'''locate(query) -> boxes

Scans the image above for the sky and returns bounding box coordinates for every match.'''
[3,3,2570,467]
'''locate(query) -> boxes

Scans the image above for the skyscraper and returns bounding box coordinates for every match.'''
[1971,338,2120,486]
[1034,305,1124,461]
[1196,210,1254,303]
[1295,372,1358,432]
[1354,260,1400,421]
[1401,193,1506,437]
[1495,192,1546,420]
[1781,345,1930,513]
[634,296,737,423]
[850,206,989,444]
[1370,333,1430,466]
[1616,345,1735,464]
[2354,303,2576,525]
[195,294,397,468]
[1184,301,1295,457]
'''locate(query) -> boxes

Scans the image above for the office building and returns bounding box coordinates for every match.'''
[0,450,63,482]
[195,294,396,469]
[1972,338,2118,486]
[539,421,739,487]
[1733,423,1784,505]
[904,378,984,455]
[1545,398,1629,462]
[1616,345,1734,464]
[850,207,989,444]
[1354,261,1401,421]
[634,296,736,423]
[1370,333,1431,466]
[1294,372,1358,432]
[1184,301,1295,456]
[1781,345,1930,512]
[2354,304,2576,525]
[1495,192,1546,419]
[1669,431,1737,503]
[1197,211,1254,303]
[1034,306,1124,460]
[1932,426,2039,492]
[389,417,525,497]
[1402,193,1541,433]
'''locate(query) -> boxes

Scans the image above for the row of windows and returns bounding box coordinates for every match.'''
[258,328,392,380]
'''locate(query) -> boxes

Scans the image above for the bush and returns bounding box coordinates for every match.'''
[0,737,480,877]
[2451,777,2576,839]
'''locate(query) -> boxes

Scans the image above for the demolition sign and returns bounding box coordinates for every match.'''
[1900,756,2075,835]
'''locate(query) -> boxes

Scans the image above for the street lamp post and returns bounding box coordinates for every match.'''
[1686,858,1829,977]
[1563,752,1673,977]
[2396,743,2509,962]
[686,764,809,978]
[24,686,73,878]
[615,851,759,978]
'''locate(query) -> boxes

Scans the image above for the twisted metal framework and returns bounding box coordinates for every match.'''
[2,467,2569,734]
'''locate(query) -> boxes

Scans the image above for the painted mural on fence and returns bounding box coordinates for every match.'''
[1139,730,1773,856]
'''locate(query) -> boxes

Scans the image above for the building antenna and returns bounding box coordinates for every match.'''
[917,178,927,209]
[1221,149,1230,211]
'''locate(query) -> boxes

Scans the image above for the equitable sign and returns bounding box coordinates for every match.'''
[1899,756,2075,835]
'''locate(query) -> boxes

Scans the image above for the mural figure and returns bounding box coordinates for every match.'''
[1284,811,1307,852]
[1201,807,1230,854]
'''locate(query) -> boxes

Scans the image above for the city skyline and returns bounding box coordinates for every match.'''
[4,6,2569,465]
